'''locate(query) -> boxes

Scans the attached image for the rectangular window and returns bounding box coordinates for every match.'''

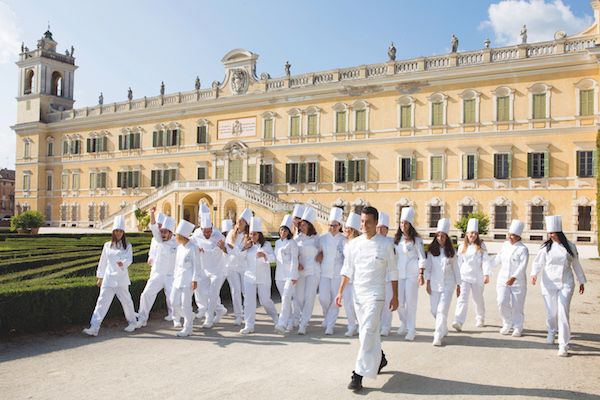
[46,175,52,191]
[462,154,477,180]
[578,206,592,231]
[307,114,317,136]
[120,171,140,189]
[355,109,366,131]
[61,174,68,190]
[290,116,300,136]
[260,164,273,185]
[286,163,300,184]
[461,205,474,219]
[70,140,80,155]
[430,156,443,180]
[24,142,30,158]
[580,89,594,116]
[494,153,512,179]
[533,93,546,119]
[197,126,207,143]
[432,102,443,126]
[89,172,96,189]
[531,206,544,230]
[96,172,107,189]
[307,162,318,183]
[216,166,224,180]
[335,111,346,133]
[47,142,53,157]
[400,105,412,128]
[400,158,412,181]
[248,165,256,183]
[577,150,596,177]
[346,159,366,182]
[528,152,548,178]
[23,175,30,191]
[263,120,273,139]
[72,174,79,190]
[463,99,476,123]
[335,161,346,183]
[197,167,206,180]
[497,96,510,121]
[62,141,69,155]
[430,206,441,228]
[494,206,508,229]
[168,129,179,146]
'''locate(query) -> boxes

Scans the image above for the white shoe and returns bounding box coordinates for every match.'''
[173,320,182,329]
[213,307,227,324]
[476,320,485,328]
[298,325,306,335]
[546,334,555,345]
[452,321,462,332]
[233,317,243,326]
[286,321,294,331]
[558,346,568,357]
[135,319,147,329]
[124,322,137,332]
[512,329,522,337]
[240,326,254,334]
[164,314,173,322]
[83,327,99,336]
[499,325,511,335]
[345,327,357,337]
[195,312,204,320]
[176,328,193,337]
[397,324,407,336]
[321,320,327,328]
[380,329,390,336]
[325,327,333,335]
[293,320,300,328]
[202,321,213,329]
[274,325,286,335]
[405,331,416,341]
[432,336,442,346]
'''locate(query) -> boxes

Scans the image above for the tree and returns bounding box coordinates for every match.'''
[454,211,490,235]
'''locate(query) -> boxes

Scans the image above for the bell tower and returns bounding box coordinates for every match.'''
[15,29,78,123]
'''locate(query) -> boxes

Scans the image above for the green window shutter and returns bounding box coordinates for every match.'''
[127,171,133,188]
[101,173,106,188]
[151,170,156,187]
[129,134,134,149]
[462,154,468,179]
[196,126,201,143]
[544,150,550,177]
[158,130,163,147]
[581,90,594,116]
[70,140,74,154]
[166,129,171,146]
[198,126,207,143]
[285,163,291,183]
[464,99,475,123]
[431,156,442,180]
[86,138,91,153]
[432,102,443,125]
[474,154,478,179]
[307,115,317,135]
[175,129,180,146]
[134,133,140,149]
[506,153,511,178]
[533,94,546,119]
[346,160,355,182]
[152,131,157,147]
[198,167,206,180]
[117,172,122,188]
[576,151,581,177]
[359,160,366,181]
[300,163,307,184]
[102,136,107,152]
[336,111,346,133]
[527,153,533,177]
[401,105,411,128]
[62,140,68,155]
[162,170,168,186]
[411,156,417,180]
[171,169,176,182]
[497,96,509,121]
[89,172,95,189]
[96,173,101,189]
[493,154,498,178]
[355,110,366,131]
[593,150,598,177]
[264,119,273,138]
[290,116,300,136]
[259,165,265,184]
[314,161,319,182]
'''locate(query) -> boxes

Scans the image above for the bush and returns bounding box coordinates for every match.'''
[10,211,45,231]
[454,211,490,235]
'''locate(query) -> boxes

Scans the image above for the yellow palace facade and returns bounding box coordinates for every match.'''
[12,1,600,242]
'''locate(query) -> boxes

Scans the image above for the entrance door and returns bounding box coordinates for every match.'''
[229,159,243,183]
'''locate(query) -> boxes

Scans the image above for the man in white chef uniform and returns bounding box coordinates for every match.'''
[335,206,398,391]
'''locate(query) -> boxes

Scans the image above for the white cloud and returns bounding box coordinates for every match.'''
[0,2,20,63]
[480,0,593,46]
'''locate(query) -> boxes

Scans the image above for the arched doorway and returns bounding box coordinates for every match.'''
[180,192,215,227]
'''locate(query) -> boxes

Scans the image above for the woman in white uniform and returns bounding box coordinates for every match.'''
[392,207,426,341]
[452,218,491,331]
[489,219,529,337]
[342,212,361,337]
[318,207,346,335]
[83,216,137,336]
[292,207,321,334]
[274,215,299,334]
[240,217,279,334]
[425,218,461,346]
[531,215,586,357]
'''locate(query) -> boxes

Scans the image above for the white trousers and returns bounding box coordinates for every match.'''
[276,279,295,328]
[454,281,485,325]
[497,284,527,330]
[380,282,393,332]
[171,286,194,329]
[542,285,574,346]
[354,299,384,380]
[397,277,420,333]
[292,273,320,328]
[90,285,136,329]
[195,273,226,321]
[227,270,245,319]
[319,276,342,330]
[243,281,278,328]
[430,285,454,339]
[344,282,358,330]
[137,275,174,323]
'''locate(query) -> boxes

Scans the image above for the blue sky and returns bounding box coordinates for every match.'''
[0,0,594,169]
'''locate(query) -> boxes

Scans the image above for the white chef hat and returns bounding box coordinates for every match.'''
[112,215,125,231]
[200,213,212,229]
[436,218,450,235]
[466,218,478,233]
[545,215,562,233]
[162,216,176,233]
[509,219,524,237]
[239,208,253,224]
[199,203,210,214]
[221,219,233,233]
[400,207,415,224]
[301,207,317,225]
[280,214,294,230]
[156,213,166,225]
[176,219,195,237]
[377,211,390,228]
[292,204,305,219]
[346,212,361,231]
[250,217,262,232]
[329,207,343,224]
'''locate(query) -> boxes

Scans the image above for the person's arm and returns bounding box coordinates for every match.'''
[121,242,133,270]
[569,243,586,293]
[262,241,276,263]
[335,275,351,307]
[509,247,529,286]
[290,241,300,281]
[530,247,546,285]
[416,238,426,285]
[389,280,399,311]
[424,255,432,295]
[192,246,203,289]
[488,244,503,268]
[96,242,108,287]
[480,242,491,284]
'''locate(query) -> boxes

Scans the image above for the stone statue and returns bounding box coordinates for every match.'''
[520,25,527,44]
[195,76,201,90]
[228,208,236,221]
[99,92,104,105]
[451,35,459,53]
[388,42,396,61]
[231,69,247,94]
[160,81,165,95]
[24,46,29,53]
[285,61,291,77]
[71,46,74,57]
[65,49,70,56]
[484,38,490,49]
[127,87,133,101]
[21,42,24,53]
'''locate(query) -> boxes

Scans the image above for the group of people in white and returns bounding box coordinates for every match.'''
[82,202,586,389]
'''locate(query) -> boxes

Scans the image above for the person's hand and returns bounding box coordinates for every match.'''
[506,277,516,286]
[242,240,252,251]
[483,275,490,284]
[389,296,399,312]
[580,284,585,294]
[198,247,205,253]
[147,258,153,266]
[456,285,461,298]
[292,279,297,285]
[316,252,323,263]
[97,278,103,288]
[418,275,425,286]
[191,281,198,290]
[217,239,227,253]
[426,281,431,295]
[117,261,124,269]
[257,251,266,260]
[298,263,304,271]
[150,206,157,214]
[531,276,537,285]
[335,293,343,308]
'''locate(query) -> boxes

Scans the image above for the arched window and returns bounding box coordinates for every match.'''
[25,69,35,94]
[51,71,63,96]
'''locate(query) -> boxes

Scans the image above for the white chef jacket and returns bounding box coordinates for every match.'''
[173,241,202,289]
[395,236,426,279]
[531,241,586,291]
[318,232,345,279]
[148,237,158,266]
[295,233,320,277]
[425,248,461,292]
[97,241,133,287]
[274,238,299,281]
[340,233,398,303]
[457,242,491,285]
[224,230,247,274]
[148,223,178,278]
[489,241,529,287]
[244,241,276,285]
[192,230,225,276]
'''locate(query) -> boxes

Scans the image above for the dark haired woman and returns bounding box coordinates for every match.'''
[83,216,136,336]
[531,215,586,357]
[274,215,299,334]
[393,207,426,341]
[239,217,279,334]
[425,218,461,346]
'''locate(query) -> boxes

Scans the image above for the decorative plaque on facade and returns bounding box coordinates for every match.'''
[217,117,257,140]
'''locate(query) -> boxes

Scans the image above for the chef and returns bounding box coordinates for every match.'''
[376,211,395,336]
[274,214,299,334]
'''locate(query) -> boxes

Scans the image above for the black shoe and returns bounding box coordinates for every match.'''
[378,351,388,374]
[348,371,363,391]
